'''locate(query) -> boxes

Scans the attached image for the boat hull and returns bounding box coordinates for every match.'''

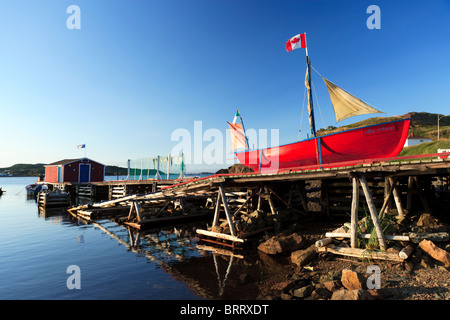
[235,119,410,172]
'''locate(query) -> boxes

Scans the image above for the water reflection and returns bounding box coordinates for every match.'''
[33,194,282,300]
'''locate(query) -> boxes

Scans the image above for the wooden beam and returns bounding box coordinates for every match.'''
[218,183,237,237]
[212,189,222,227]
[325,232,409,241]
[318,245,403,262]
[359,175,387,251]
[389,177,405,219]
[196,229,244,243]
[350,176,359,249]
[233,196,251,217]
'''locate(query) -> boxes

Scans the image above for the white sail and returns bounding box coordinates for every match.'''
[323,77,384,122]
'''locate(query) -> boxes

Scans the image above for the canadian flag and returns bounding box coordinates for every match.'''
[286,33,306,52]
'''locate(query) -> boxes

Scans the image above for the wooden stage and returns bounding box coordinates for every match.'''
[65,152,450,249]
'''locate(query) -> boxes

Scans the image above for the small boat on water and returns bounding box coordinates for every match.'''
[0,187,4,196]
[228,33,410,173]
[26,184,38,196]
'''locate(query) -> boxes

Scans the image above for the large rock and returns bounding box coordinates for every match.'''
[323,280,342,292]
[291,285,314,299]
[331,289,373,300]
[258,237,283,255]
[291,245,317,267]
[215,164,254,174]
[416,213,445,231]
[258,233,306,255]
[341,269,365,290]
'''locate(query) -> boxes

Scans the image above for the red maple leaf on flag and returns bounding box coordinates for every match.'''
[291,37,300,44]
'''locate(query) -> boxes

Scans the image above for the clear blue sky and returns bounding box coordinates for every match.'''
[1,0,449,172]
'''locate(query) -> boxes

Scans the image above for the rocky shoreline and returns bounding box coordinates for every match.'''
[244,211,450,300]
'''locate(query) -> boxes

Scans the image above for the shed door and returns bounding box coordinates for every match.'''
[79,164,90,183]
[57,166,61,183]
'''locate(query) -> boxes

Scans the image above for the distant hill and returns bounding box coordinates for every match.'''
[317,111,450,142]
[0,163,128,177]
[317,111,450,157]
[0,163,46,177]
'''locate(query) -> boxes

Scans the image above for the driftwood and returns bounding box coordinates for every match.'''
[419,239,450,266]
[291,244,317,267]
[196,229,245,243]
[409,232,449,243]
[315,237,333,248]
[318,245,403,262]
[325,232,410,241]
[398,245,414,260]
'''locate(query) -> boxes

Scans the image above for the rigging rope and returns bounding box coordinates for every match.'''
[299,83,307,141]
[310,64,394,122]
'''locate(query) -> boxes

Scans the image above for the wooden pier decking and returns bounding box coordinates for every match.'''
[66,152,450,249]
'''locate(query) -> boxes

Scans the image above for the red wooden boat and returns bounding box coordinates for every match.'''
[228,33,410,173]
[234,118,410,172]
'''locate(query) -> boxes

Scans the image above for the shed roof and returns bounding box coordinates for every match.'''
[45,158,105,167]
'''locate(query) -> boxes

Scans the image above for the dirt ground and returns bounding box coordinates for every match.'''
[249,214,450,300]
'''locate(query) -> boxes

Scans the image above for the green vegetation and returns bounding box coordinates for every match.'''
[399,140,450,157]
[0,163,45,177]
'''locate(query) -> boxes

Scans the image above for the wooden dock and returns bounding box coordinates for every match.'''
[37,191,70,207]
[67,152,450,249]
[45,179,183,200]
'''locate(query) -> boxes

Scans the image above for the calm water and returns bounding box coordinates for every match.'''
[0,176,263,300]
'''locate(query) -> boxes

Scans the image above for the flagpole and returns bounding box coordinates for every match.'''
[304,33,316,138]
[238,109,250,150]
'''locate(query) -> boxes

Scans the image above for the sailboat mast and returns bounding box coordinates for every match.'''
[305,42,316,138]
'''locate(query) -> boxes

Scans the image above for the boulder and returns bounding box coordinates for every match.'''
[331,289,373,300]
[311,287,332,300]
[341,269,365,290]
[416,213,445,231]
[291,285,314,299]
[258,237,283,255]
[323,280,342,293]
[257,233,306,255]
[215,164,254,174]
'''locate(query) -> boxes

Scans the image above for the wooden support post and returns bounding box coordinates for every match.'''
[178,197,185,215]
[359,175,387,251]
[350,176,359,249]
[384,177,392,213]
[218,184,237,237]
[246,189,253,214]
[379,178,396,220]
[413,176,431,212]
[296,182,309,213]
[321,180,330,217]
[257,187,263,211]
[212,191,222,227]
[407,176,414,211]
[265,187,277,216]
[389,177,405,219]
[128,200,142,222]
